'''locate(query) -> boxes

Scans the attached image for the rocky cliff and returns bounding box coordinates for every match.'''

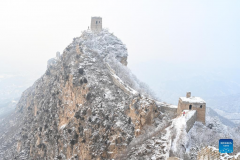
[0,29,172,160]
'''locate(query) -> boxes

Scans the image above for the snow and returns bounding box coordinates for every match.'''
[60,124,67,130]
[151,155,156,160]
[116,120,123,127]
[104,88,115,100]
[204,146,240,160]
[214,108,240,124]
[105,62,138,95]
[168,105,178,108]
[47,58,57,66]
[180,96,205,103]
[162,126,172,158]
[184,110,196,121]
[112,73,138,95]
[187,109,240,159]
[156,101,177,108]
[171,116,186,152]
[77,29,128,61]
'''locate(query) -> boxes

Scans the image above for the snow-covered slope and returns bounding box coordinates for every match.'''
[0,29,169,160]
[1,28,238,160]
[207,107,236,127]
[187,109,240,159]
[75,29,128,64]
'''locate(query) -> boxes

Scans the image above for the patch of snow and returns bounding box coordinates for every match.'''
[180,96,205,103]
[116,120,123,127]
[184,110,196,121]
[78,29,128,62]
[60,124,67,130]
[168,105,178,108]
[111,73,138,95]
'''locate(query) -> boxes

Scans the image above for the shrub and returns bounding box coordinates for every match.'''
[70,139,77,146]
[78,68,84,74]
[74,112,81,119]
[78,126,83,133]
[82,110,87,115]
[83,77,88,83]
[88,117,92,122]
[65,75,69,81]
[82,139,86,143]
[80,79,83,85]
[86,93,92,101]
[128,117,131,124]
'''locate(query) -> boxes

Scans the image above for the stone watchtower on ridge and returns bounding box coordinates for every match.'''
[177,92,206,124]
[91,17,102,32]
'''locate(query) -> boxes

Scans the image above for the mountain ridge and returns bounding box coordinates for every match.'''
[0,29,171,160]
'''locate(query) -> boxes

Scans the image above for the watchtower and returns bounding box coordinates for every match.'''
[56,51,60,60]
[91,17,102,32]
[177,92,206,124]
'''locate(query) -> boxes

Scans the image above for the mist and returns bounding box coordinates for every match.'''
[0,0,240,105]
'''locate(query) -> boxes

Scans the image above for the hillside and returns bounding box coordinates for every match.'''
[0,73,39,119]
[0,29,173,160]
[0,100,18,119]
[1,29,239,160]
[187,107,240,159]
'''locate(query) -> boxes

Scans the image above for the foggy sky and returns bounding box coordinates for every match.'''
[0,0,239,83]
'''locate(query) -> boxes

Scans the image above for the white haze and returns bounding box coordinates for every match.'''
[0,0,240,108]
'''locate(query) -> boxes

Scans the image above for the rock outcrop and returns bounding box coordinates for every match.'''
[0,29,171,160]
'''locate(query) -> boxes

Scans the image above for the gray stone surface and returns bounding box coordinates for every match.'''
[185,110,197,132]
[158,102,177,119]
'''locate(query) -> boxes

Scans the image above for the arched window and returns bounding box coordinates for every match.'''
[99,21,100,23]
[189,105,192,110]
[200,105,202,108]
[96,21,98,24]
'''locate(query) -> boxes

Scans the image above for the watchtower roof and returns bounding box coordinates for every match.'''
[180,97,206,104]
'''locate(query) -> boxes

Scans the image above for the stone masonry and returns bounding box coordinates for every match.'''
[177,92,206,124]
[91,17,102,32]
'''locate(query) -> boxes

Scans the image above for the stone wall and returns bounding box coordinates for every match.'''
[105,63,159,136]
[177,99,206,124]
[185,110,197,132]
[105,63,138,96]
[158,102,177,119]
[197,146,240,160]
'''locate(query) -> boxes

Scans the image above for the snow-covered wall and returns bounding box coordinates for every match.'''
[185,110,197,132]
[158,102,177,119]
[105,63,138,96]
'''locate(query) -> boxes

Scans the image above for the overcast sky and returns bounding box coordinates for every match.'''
[0,0,239,82]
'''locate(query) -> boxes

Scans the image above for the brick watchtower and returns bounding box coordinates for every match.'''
[91,17,102,32]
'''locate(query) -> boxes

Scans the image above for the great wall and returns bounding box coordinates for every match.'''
[197,146,240,160]
[1,16,239,160]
